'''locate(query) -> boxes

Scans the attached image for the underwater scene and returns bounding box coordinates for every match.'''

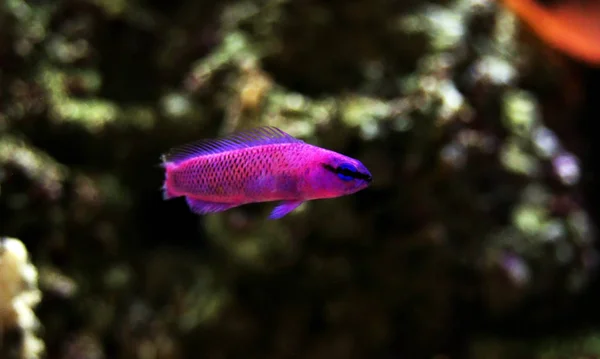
[2,0,600,358]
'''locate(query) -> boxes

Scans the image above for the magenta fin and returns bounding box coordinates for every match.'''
[186,197,238,215]
[162,126,304,165]
[268,200,304,220]
[162,183,177,200]
[161,165,178,200]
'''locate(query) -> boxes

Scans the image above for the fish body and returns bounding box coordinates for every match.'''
[161,126,372,219]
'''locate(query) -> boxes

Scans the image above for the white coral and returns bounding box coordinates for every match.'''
[0,237,44,359]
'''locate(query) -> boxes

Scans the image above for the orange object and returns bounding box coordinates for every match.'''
[501,0,600,65]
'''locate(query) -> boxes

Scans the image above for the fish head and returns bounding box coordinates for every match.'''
[306,150,373,198]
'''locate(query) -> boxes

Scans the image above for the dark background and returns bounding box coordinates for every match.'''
[2,0,600,358]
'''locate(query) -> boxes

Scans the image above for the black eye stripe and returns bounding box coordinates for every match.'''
[322,164,372,181]
[322,164,338,174]
[338,168,355,176]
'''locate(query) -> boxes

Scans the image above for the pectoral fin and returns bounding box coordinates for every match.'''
[269,200,304,219]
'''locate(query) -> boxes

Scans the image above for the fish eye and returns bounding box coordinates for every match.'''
[336,163,357,182]
[322,162,372,182]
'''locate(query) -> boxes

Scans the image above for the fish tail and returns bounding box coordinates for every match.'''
[161,155,178,200]
[161,181,177,200]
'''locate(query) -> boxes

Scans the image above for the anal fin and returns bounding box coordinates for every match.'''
[269,200,304,220]
[185,197,238,215]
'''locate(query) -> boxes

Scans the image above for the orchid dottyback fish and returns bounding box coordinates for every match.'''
[161,126,373,219]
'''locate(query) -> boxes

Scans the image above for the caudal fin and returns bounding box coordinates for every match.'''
[160,157,178,200]
[161,182,177,200]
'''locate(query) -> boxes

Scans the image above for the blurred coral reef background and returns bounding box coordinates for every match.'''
[1,0,600,358]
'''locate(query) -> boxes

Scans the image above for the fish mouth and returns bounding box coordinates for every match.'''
[357,174,372,188]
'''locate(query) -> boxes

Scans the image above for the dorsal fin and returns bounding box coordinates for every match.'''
[162,126,305,164]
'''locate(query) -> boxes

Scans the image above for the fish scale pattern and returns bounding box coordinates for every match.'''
[169,143,308,202]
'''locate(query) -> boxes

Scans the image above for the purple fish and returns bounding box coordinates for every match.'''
[161,126,372,219]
